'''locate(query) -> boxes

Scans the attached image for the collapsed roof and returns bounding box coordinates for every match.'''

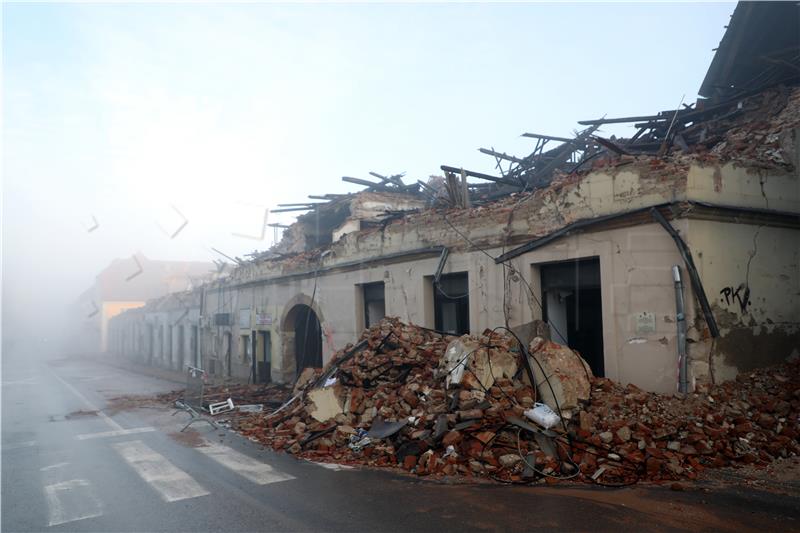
[251,1,799,264]
[700,1,800,100]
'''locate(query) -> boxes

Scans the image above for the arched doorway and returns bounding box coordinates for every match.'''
[285,304,323,376]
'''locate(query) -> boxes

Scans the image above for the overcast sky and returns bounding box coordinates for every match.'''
[2,1,735,341]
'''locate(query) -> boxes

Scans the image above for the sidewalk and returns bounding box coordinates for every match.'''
[79,353,246,388]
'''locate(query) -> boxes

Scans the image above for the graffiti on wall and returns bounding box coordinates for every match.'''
[719,283,751,314]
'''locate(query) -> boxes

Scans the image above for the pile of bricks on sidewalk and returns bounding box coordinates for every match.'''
[154,382,291,409]
[234,318,800,485]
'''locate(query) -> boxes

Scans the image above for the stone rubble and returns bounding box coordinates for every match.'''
[231,318,799,485]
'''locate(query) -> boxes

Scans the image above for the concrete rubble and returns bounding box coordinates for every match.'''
[228,318,800,485]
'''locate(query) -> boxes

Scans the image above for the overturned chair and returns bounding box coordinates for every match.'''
[173,366,234,432]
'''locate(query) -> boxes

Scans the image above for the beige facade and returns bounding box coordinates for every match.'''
[104,4,800,394]
[108,155,800,393]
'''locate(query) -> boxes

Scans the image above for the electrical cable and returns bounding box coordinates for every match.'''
[516,428,581,480]
[440,211,593,380]
[433,283,473,300]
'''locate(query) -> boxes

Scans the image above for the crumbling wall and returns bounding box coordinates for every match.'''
[209,218,689,392]
[687,162,800,213]
[108,158,800,391]
[507,221,688,393]
[688,218,800,384]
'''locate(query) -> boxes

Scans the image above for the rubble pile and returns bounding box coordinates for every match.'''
[579,362,800,484]
[708,86,800,169]
[202,382,290,408]
[152,382,290,410]
[234,318,799,486]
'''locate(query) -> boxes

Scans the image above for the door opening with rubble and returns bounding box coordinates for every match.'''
[540,257,605,376]
[434,272,470,335]
[285,304,323,377]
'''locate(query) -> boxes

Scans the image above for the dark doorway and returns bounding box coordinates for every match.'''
[540,258,605,376]
[224,332,233,377]
[255,331,272,383]
[290,304,323,376]
[177,325,185,371]
[362,282,386,328]
[158,325,164,363]
[190,326,198,368]
[434,273,470,335]
[148,325,155,364]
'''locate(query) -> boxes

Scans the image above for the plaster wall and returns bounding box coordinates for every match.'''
[688,219,800,383]
[686,163,800,213]
[108,161,800,392]
[198,221,687,392]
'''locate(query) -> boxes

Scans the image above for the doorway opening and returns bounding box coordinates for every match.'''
[362,282,386,329]
[253,331,272,383]
[148,325,155,364]
[434,272,470,335]
[540,257,605,376]
[177,325,185,371]
[190,326,198,368]
[224,332,233,377]
[284,304,323,377]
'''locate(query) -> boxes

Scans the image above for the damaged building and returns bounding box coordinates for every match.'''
[108,1,799,394]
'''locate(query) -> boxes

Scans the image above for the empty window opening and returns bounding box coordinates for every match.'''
[434,272,470,335]
[363,282,386,328]
[540,257,604,377]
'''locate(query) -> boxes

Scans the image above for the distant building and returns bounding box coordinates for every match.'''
[71,253,214,354]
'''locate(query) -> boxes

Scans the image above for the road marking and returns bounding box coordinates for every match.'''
[76,427,155,440]
[113,440,209,502]
[41,463,103,527]
[40,462,70,472]
[44,479,104,527]
[196,441,295,485]
[77,374,119,382]
[50,370,124,431]
[1,377,38,387]
[2,440,37,451]
[311,462,354,471]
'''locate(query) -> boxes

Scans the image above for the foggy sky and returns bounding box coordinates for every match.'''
[1,2,734,347]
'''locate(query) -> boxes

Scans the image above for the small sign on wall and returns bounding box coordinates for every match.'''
[635,312,656,335]
[255,313,273,326]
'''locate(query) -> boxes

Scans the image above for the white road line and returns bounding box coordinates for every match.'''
[77,374,119,382]
[113,440,209,502]
[40,462,70,472]
[76,427,155,441]
[44,480,104,527]
[2,440,37,451]
[50,370,124,431]
[311,462,354,471]
[1,377,38,387]
[196,441,295,485]
[41,463,103,527]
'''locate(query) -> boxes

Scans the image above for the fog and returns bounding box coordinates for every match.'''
[1,2,732,358]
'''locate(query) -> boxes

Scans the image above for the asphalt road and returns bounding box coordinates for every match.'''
[2,349,798,532]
